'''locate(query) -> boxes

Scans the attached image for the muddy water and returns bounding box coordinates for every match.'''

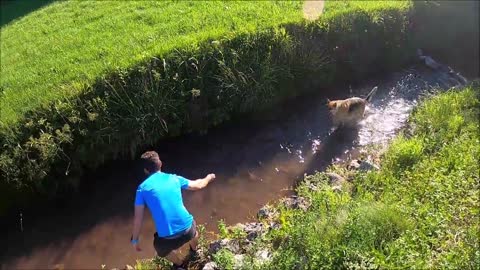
[1,65,465,269]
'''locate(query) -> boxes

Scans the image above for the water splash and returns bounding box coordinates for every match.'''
[357,67,464,146]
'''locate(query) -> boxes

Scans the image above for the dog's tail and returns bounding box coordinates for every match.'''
[365,86,378,102]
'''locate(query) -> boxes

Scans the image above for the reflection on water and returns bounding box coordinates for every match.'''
[1,65,466,269]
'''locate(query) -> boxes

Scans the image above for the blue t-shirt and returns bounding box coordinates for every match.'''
[134,171,193,237]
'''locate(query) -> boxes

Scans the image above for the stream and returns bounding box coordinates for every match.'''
[0,64,467,269]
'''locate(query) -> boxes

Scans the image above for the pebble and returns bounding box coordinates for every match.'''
[202,261,218,270]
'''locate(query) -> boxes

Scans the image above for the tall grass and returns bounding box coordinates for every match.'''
[259,87,480,269]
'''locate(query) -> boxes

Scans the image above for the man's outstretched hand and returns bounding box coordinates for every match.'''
[206,173,216,182]
[187,173,216,190]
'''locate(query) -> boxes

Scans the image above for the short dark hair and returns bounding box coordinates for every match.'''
[140,151,162,174]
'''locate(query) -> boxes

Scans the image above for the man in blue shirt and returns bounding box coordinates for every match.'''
[131,151,215,268]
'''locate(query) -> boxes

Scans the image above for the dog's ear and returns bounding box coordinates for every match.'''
[326,98,331,104]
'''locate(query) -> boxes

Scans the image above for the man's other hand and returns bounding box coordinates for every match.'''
[132,242,142,252]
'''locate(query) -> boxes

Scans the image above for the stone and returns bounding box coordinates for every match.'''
[306,182,319,191]
[255,249,272,264]
[209,239,242,254]
[282,195,311,211]
[348,159,379,171]
[359,160,379,171]
[325,172,346,186]
[202,261,218,270]
[348,159,361,170]
[257,206,269,219]
[331,185,343,193]
[269,221,281,230]
[233,254,245,270]
[243,222,265,241]
[257,205,278,220]
[125,265,134,270]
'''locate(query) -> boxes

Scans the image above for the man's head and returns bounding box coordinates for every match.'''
[141,151,162,175]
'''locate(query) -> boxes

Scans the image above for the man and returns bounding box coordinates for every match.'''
[131,151,215,269]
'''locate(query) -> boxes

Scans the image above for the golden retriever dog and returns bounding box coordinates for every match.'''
[327,86,378,127]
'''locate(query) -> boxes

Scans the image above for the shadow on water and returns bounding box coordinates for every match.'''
[0,63,472,269]
[0,0,54,27]
[411,1,479,78]
[303,126,359,176]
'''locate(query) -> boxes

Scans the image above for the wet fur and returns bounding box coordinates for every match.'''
[327,86,378,127]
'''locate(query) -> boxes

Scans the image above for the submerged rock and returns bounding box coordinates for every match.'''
[202,261,218,270]
[417,48,467,85]
[449,72,468,85]
[281,195,311,211]
[417,49,445,71]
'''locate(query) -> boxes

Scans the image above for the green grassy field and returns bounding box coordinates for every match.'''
[0,1,304,126]
[204,86,479,270]
[0,0,414,127]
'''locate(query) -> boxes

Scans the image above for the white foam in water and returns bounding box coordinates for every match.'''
[356,69,447,146]
[358,97,414,146]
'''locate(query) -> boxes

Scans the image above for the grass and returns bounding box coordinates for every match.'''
[249,87,479,269]
[0,1,414,216]
[0,1,303,126]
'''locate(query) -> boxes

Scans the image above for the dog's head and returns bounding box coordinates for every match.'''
[326,99,338,110]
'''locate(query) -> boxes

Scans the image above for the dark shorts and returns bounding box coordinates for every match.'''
[153,221,197,257]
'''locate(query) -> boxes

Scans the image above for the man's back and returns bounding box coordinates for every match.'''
[135,172,193,237]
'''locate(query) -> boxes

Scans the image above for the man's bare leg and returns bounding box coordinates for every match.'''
[189,231,199,251]
[165,250,183,266]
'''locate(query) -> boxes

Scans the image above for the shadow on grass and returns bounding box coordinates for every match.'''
[1,0,54,27]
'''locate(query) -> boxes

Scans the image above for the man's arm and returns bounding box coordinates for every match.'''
[187,173,215,190]
[131,205,145,251]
